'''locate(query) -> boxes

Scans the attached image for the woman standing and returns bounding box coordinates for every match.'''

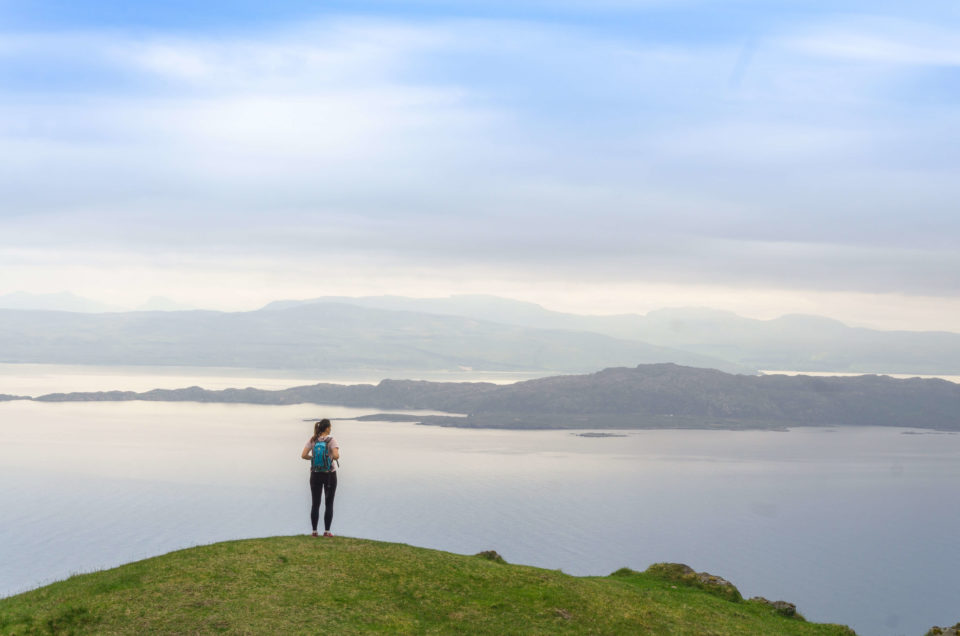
[301,419,340,537]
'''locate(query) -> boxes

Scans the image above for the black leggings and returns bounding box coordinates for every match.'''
[309,471,338,532]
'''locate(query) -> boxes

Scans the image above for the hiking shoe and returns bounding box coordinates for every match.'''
[311,531,318,537]
[323,531,334,537]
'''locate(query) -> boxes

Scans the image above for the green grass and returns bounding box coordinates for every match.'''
[0,536,855,635]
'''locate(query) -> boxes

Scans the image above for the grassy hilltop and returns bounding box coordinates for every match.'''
[0,536,855,635]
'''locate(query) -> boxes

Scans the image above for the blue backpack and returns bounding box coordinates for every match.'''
[311,437,334,472]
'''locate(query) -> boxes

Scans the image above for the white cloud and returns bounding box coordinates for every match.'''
[0,14,958,324]
[787,18,960,66]
[109,20,455,88]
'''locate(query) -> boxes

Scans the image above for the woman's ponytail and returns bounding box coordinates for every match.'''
[310,418,332,444]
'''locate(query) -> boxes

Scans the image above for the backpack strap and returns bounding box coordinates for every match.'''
[327,436,339,469]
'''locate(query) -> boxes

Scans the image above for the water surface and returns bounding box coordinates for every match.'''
[0,363,541,396]
[2,398,958,636]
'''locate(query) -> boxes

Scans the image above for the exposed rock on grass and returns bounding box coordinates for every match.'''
[751,596,804,620]
[474,550,506,564]
[643,563,743,603]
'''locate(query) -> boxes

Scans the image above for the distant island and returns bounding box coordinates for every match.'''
[24,363,960,432]
[572,432,628,437]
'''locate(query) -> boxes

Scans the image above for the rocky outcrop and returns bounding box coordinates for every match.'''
[926,624,960,636]
[475,550,506,564]
[643,563,742,603]
[750,596,804,620]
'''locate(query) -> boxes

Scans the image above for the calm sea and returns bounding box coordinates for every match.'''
[1,365,959,636]
[0,363,538,397]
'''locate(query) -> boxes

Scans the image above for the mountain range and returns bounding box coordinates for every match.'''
[2,292,959,375]
[265,295,960,375]
[0,303,746,374]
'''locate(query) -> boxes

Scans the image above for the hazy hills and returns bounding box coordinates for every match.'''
[0,303,747,375]
[33,363,960,431]
[3,292,960,376]
[265,295,960,375]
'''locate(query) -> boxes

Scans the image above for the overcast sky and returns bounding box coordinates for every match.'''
[1,1,958,330]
